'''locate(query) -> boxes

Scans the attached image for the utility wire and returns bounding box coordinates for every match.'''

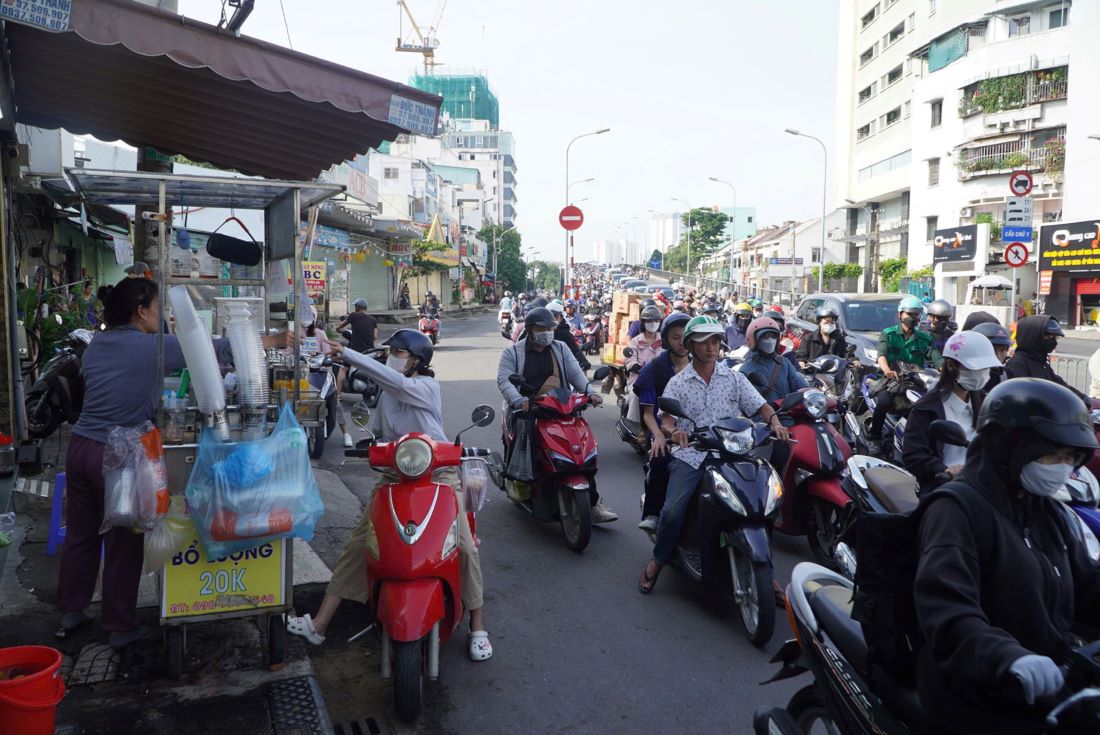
[278,0,294,50]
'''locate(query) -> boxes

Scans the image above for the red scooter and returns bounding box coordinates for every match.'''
[344,404,496,723]
[764,386,853,567]
[417,309,440,344]
[497,367,610,551]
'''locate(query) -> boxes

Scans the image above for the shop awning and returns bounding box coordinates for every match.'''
[1,0,442,180]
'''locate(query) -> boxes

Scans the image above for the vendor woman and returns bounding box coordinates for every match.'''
[57,276,289,647]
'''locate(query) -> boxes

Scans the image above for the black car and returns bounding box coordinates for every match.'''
[788,293,906,368]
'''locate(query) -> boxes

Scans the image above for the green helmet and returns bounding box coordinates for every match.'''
[750,298,763,307]
[683,315,726,342]
[898,295,923,314]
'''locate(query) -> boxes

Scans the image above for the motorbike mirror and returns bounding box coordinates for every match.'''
[930,419,969,447]
[471,404,495,427]
[622,347,634,358]
[592,366,611,381]
[351,402,371,428]
[508,373,525,387]
[778,391,805,412]
[746,372,766,388]
[845,343,858,358]
[658,397,687,418]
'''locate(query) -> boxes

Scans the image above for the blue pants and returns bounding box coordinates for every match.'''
[653,458,705,565]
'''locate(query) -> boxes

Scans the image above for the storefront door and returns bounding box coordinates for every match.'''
[1074,279,1100,327]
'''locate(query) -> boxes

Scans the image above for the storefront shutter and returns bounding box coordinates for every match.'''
[349,251,392,309]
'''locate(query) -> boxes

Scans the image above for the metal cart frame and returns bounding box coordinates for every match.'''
[67,169,344,677]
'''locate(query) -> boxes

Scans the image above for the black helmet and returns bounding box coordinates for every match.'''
[524,306,556,330]
[978,378,1098,453]
[1046,317,1065,336]
[660,312,691,345]
[383,328,434,368]
[640,305,664,322]
[763,309,785,328]
[926,299,953,318]
[701,302,722,316]
[641,298,657,310]
[815,304,840,321]
[972,321,1012,347]
[531,297,549,309]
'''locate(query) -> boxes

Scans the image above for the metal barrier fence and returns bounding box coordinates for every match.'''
[640,268,800,311]
[1050,353,1092,395]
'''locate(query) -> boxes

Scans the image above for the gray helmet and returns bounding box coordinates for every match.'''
[353,298,368,309]
[815,304,840,321]
[383,328,433,368]
[972,321,1011,347]
[524,307,556,330]
[640,305,663,322]
[926,299,953,318]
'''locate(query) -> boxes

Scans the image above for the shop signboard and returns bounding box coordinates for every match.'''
[932,225,978,263]
[303,261,327,291]
[0,0,71,32]
[1038,270,1053,296]
[769,257,804,265]
[1038,219,1100,272]
[387,94,438,136]
[162,530,285,619]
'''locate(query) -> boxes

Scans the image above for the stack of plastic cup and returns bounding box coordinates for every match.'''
[167,286,229,441]
[224,302,270,440]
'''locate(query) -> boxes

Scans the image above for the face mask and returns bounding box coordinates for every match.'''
[957,367,990,392]
[1042,336,1058,354]
[533,331,554,347]
[820,323,836,335]
[901,315,917,329]
[736,317,751,330]
[758,336,778,354]
[387,355,409,374]
[1019,460,1074,497]
[643,321,659,333]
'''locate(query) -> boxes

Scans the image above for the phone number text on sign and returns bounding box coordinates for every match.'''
[1,0,72,32]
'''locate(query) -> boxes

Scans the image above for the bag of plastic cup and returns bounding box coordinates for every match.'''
[100,422,168,532]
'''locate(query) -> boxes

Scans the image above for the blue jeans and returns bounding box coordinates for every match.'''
[653,458,705,565]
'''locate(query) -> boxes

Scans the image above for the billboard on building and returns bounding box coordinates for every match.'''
[932,225,977,263]
[1038,219,1100,272]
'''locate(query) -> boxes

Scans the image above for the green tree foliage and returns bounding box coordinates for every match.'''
[478,224,525,294]
[974,212,1003,243]
[878,257,909,292]
[809,263,864,282]
[662,208,729,274]
[404,239,451,278]
[526,260,562,292]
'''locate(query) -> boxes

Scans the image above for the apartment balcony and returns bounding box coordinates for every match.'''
[958,67,1068,119]
[956,134,1065,181]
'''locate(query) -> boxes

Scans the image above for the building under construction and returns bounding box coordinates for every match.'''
[409,73,500,130]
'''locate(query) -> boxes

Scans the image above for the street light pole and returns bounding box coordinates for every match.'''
[671,197,694,283]
[708,177,737,288]
[492,224,517,292]
[565,128,610,289]
[785,129,828,294]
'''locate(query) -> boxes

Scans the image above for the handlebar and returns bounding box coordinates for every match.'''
[462,447,492,457]
[344,448,371,458]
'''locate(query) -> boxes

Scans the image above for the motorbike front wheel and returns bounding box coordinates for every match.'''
[307,425,326,460]
[729,547,775,647]
[392,639,424,723]
[25,390,62,439]
[558,488,592,553]
[806,498,845,571]
[786,685,837,734]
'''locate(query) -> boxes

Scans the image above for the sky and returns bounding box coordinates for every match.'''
[178,0,840,262]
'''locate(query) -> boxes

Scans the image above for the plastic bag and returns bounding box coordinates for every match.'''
[461,459,490,512]
[101,423,169,533]
[185,402,324,558]
[505,414,536,483]
[143,497,191,573]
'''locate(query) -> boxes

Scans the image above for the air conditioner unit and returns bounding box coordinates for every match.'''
[959,207,973,218]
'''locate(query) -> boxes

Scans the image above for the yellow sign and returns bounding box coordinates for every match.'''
[161,523,285,619]
[303,261,327,291]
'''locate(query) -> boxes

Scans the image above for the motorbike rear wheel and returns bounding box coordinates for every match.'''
[392,639,424,723]
[787,685,838,734]
[307,425,326,460]
[558,488,592,553]
[730,547,775,647]
[806,498,844,571]
[25,390,62,439]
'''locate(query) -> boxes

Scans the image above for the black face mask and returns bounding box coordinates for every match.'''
[736,316,751,330]
[929,319,947,333]
[900,315,917,329]
[1042,335,1058,354]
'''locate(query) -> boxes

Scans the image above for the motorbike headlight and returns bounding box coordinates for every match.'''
[1070,510,1100,563]
[365,517,380,560]
[718,426,755,454]
[394,437,434,478]
[804,390,828,420]
[709,469,746,515]
[441,517,459,560]
[861,346,878,363]
[765,470,784,516]
[307,354,325,369]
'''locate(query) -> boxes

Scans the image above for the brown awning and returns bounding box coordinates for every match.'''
[1,0,441,180]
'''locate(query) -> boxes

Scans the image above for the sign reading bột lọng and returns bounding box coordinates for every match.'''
[932,225,978,263]
[1038,219,1100,273]
[161,526,285,619]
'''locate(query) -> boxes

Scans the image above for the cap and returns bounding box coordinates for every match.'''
[353,298,368,309]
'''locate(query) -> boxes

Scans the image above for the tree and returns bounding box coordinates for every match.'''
[527,260,562,292]
[404,239,451,278]
[478,224,525,294]
[878,257,909,292]
[669,208,729,274]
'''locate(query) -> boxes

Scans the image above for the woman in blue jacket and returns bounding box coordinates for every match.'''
[737,317,807,403]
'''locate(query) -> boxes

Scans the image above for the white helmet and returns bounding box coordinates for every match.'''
[546,301,565,315]
[942,331,1000,370]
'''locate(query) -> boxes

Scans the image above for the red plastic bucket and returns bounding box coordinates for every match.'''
[0,646,66,735]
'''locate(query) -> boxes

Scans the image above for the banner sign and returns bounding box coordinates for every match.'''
[1038,219,1100,272]
[424,248,460,267]
[303,261,327,291]
[932,225,977,263]
[161,530,285,619]
[1,0,71,32]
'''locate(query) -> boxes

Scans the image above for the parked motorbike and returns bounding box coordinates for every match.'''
[859,364,938,460]
[418,309,441,345]
[759,561,1100,734]
[25,327,94,438]
[343,403,496,723]
[646,396,785,646]
[494,367,610,552]
[305,353,337,460]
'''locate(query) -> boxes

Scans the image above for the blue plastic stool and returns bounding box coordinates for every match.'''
[47,472,67,556]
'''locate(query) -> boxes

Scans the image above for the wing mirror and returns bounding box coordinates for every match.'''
[658,397,687,418]
[592,366,610,381]
[471,404,495,427]
[930,419,969,447]
[350,402,371,428]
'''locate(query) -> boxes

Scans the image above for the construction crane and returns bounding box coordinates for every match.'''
[396,0,448,74]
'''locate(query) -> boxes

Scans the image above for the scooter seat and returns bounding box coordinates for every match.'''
[863,466,920,514]
[809,583,868,673]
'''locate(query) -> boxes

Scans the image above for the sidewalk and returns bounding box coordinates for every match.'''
[0,461,368,734]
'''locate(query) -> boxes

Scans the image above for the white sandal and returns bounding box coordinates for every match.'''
[286,614,326,645]
[468,630,493,661]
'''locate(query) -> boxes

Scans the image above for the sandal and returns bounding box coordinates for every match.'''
[55,611,93,640]
[638,560,662,594]
[468,630,493,661]
[286,614,326,645]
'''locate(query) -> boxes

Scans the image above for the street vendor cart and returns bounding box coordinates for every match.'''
[67,169,344,678]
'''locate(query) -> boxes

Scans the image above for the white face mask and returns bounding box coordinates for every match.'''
[758,336,778,354]
[533,331,554,347]
[643,321,659,333]
[957,368,990,392]
[820,323,836,335]
[1019,460,1074,497]
[387,355,409,374]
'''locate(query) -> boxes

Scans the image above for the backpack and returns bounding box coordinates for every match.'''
[844,481,995,686]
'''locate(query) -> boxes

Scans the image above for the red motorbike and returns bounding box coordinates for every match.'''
[417,309,441,344]
[344,404,495,722]
[765,386,853,566]
[496,367,610,551]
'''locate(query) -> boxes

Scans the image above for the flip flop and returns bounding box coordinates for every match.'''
[55,611,93,640]
[286,614,326,645]
[638,561,661,594]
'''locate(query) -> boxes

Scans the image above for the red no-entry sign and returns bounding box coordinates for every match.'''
[1005,242,1029,268]
[559,205,584,231]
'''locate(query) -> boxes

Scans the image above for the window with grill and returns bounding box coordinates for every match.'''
[886,65,903,86]
[926,216,939,241]
[930,99,942,128]
[859,84,874,104]
[884,107,902,126]
[888,23,905,44]
[860,46,875,66]
[862,5,878,29]
[928,158,940,186]
[1009,15,1030,37]
[857,123,873,141]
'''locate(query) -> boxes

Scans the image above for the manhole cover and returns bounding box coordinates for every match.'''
[69,643,120,686]
[332,718,392,735]
[270,675,335,735]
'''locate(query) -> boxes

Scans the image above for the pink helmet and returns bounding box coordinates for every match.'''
[746,317,781,350]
